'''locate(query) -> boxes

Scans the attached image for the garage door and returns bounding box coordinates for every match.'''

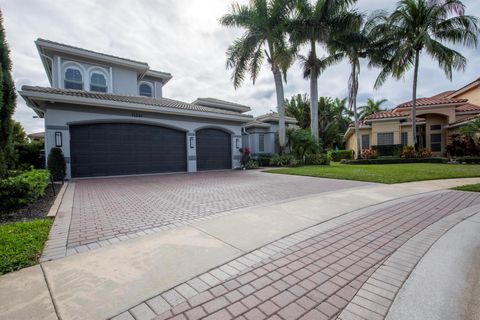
[196,128,231,171]
[70,123,186,177]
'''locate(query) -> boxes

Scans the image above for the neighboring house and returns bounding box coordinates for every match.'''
[345,77,480,156]
[242,112,298,156]
[27,131,45,141]
[20,39,253,178]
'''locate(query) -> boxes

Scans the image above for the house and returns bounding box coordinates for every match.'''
[345,77,480,156]
[242,112,297,156]
[27,131,45,141]
[19,39,256,178]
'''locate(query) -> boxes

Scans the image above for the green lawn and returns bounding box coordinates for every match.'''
[0,219,52,275]
[266,162,480,184]
[452,183,480,192]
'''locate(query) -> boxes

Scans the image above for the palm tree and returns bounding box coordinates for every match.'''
[220,0,294,150]
[285,93,310,129]
[375,0,479,149]
[358,98,388,119]
[288,0,357,139]
[327,13,383,158]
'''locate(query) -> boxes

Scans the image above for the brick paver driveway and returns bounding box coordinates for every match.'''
[114,190,480,320]
[68,170,371,253]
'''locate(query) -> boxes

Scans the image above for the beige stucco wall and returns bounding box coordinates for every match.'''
[346,128,371,153]
[371,120,401,145]
[416,105,456,124]
[455,85,480,105]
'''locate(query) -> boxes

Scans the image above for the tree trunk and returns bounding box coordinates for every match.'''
[273,65,286,150]
[412,49,420,150]
[350,60,361,159]
[310,40,319,140]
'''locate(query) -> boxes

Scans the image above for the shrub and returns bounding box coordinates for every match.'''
[418,148,432,158]
[256,154,272,167]
[456,156,480,164]
[372,144,403,157]
[341,157,448,165]
[47,148,66,181]
[401,145,416,158]
[361,148,377,159]
[304,153,331,165]
[270,154,296,167]
[328,150,353,162]
[0,169,50,210]
[14,141,44,170]
[239,147,252,166]
[245,159,259,169]
[286,128,321,158]
[446,134,479,157]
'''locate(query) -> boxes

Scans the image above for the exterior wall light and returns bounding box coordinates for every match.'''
[235,138,240,149]
[189,136,195,148]
[55,132,62,147]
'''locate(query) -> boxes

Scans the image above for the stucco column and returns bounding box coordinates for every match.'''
[232,135,242,169]
[186,132,197,172]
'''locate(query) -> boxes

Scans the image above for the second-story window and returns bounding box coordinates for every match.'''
[90,73,107,93]
[64,68,83,90]
[139,82,153,97]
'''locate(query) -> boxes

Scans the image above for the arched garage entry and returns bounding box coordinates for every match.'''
[70,123,186,177]
[196,128,232,171]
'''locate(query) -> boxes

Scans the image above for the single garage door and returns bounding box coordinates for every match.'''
[70,123,186,177]
[196,128,231,171]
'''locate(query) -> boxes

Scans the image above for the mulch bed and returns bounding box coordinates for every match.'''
[0,183,63,224]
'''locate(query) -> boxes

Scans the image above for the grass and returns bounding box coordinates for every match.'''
[452,183,480,192]
[267,162,480,184]
[0,219,52,275]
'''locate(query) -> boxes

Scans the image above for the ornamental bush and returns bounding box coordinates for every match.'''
[304,153,331,165]
[328,150,353,162]
[341,157,447,165]
[47,148,66,181]
[372,144,403,157]
[269,154,296,167]
[256,154,272,167]
[0,169,50,210]
[361,148,377,159]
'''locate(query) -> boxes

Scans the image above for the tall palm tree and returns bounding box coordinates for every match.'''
[327,13,383,158]
[288,0,357,139]
[375,0,478,149]
[358,98,388,119]
[220,0,294,150]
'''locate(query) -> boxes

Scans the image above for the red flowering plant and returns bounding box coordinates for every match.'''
[239,147,251,167]
[361,148,377,159]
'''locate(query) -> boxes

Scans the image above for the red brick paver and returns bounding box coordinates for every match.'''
[67,171,370,251]
[131,190,480,320]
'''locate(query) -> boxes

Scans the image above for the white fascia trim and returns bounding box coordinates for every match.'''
[144,70,173,84]
[193,98,251,113]
[36,43,53,86]
[18,90,253,123]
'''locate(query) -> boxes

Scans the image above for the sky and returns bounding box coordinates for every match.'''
[1,0,479,134]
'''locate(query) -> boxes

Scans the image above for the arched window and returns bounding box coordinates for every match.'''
[64,68,83,90]
[139,82,153,97]
[90,73,107,92]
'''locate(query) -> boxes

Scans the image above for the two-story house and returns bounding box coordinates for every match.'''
[345,76,480,156]
[20,39,253,178]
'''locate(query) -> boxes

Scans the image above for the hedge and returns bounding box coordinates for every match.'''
[304,153,331,165]
[341,157,448,165]
[372,144,403,157]
[0,169,50,211]
[328,150,353,162]
[456,157,480,164]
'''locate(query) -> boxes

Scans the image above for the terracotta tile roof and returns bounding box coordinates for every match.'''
[449,113,480,126]
[255,112,297,124]
[456,103,480,112]
[397,96,467,108]
[21,86,253,117]
[365,110,409,120]
[429,90,455,99]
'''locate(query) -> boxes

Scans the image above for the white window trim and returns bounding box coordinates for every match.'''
[88,66,110,93]
[62,61,86,90]
[138,81,154,97]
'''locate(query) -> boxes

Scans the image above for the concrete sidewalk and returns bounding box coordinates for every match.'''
[1,177,480,320]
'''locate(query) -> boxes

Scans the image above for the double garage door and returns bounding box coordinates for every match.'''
[70,123,231,178]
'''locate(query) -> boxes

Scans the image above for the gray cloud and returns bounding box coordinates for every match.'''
[1,0,479,133]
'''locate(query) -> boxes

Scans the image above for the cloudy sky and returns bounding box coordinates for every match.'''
[1,0,479,134]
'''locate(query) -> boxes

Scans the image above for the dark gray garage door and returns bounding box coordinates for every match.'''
[196,128,231,171]
[70,123,186,178]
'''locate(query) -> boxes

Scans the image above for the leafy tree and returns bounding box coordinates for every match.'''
[358,98,388,120]
[375,0,479,149]
[285,93,310,129]
[286,127,320,158]
[288,0,357,139]
[0,10,16,178]
[458,118,480,138]
[220,0,294,150]
[11,120,27,144]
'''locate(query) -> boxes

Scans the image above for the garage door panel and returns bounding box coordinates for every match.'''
[196,128,231,171]
[70,123,186,177]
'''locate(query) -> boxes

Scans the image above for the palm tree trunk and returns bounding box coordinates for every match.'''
[350,60,361,159]
[310,40,319,140]
[273,64,286,151]
[412,49,420,150]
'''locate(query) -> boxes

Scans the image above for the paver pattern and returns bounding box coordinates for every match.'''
[114,190,480,320]
[67,171,370,251]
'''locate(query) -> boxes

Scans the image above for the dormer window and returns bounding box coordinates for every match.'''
[139,82,153,97]
[64,68,83,90]
[90,73,107,92]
